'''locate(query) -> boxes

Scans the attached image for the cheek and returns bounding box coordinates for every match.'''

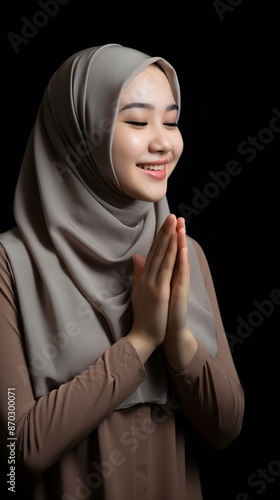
[175,133,184,158]
[112,131,144,164]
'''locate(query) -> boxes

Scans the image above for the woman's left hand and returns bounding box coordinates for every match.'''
[165,217,190,338]
[163,218,198,372]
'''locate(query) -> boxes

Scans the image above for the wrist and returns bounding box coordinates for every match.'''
[163,327,198,373]
[126,330,159,365]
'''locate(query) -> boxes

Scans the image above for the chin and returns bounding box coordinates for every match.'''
[140,192,167,203]
[126,184,168,202]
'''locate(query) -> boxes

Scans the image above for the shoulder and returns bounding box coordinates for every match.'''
[0,229,19,293]
[0,242,16,303]
[0,243,12,281]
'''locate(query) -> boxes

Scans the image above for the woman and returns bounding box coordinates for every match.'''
[0,44,244,500]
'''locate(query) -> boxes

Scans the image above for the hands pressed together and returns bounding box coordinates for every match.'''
[127,215,198,372]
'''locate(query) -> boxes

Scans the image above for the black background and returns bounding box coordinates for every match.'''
[2,0,280,499]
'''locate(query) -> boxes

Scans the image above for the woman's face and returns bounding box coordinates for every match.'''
[112,64,184,202]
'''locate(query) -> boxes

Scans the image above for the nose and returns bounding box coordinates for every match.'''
[148,126,172,153]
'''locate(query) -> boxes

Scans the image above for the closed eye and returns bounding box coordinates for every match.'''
[125,121,179,127]
[125,121,147,126]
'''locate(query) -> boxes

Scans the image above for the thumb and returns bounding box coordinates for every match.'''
[132,253,146,285]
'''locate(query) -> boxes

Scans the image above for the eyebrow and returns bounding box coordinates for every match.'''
[119,102,179,112]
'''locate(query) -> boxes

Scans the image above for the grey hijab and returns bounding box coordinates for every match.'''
[0,44,217,408]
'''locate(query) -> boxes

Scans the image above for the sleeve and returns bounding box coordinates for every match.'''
[0,245,146,476]
[167,237,245,451]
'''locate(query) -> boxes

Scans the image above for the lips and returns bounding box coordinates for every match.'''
[137,164,167,179]
[137,163,166,170]
[138,164,165,171]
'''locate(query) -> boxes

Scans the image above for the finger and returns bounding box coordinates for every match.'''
[144,215,177,275]
[177,236,190,288]
[177,224,187,253]
[176,217,186,234]
[156,230,178,287]
[173,223,186,275]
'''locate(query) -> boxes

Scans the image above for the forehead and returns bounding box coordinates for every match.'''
[120,65,173,105]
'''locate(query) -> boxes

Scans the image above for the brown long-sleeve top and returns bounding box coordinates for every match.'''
[0,238,245,500]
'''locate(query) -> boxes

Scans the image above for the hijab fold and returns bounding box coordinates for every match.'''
[0,44,217,408]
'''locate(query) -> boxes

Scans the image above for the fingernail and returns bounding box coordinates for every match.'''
[179,217,185,225]
[168,214,175,224]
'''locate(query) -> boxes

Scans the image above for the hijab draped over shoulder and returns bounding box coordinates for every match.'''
[0,44,217,408]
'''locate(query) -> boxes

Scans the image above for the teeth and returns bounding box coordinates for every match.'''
[141,165,164,171]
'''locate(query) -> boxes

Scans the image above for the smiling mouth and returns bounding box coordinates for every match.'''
[137,164,166,171]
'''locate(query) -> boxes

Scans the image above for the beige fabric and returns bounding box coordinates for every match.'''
[0,44,217,408]
[0,241,245,500]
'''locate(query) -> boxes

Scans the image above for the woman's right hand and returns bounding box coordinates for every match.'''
[126,214,177,363]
